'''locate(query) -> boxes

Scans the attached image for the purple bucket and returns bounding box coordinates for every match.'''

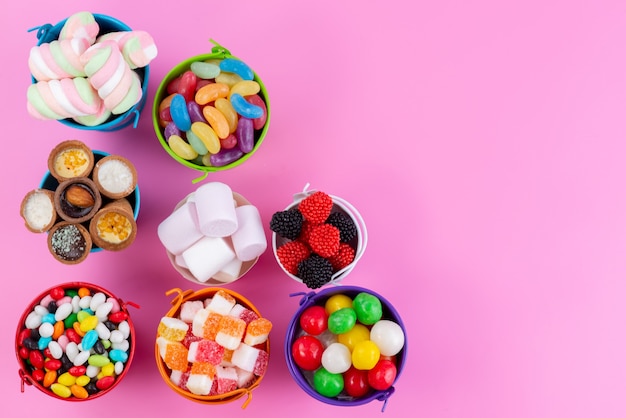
[284,286,407,411]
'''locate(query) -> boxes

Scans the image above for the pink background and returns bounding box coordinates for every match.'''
[2,0,626,416]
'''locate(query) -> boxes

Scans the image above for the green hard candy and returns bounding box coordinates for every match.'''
[327,308,357,334]
[352,292,383,325]
[313,367,344,397]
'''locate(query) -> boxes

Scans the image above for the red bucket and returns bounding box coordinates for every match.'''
[16,282,139,401]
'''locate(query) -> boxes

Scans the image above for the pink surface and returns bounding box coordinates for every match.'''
[2,0,626,416]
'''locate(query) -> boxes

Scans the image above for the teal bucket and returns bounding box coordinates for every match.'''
[29,13,149,131]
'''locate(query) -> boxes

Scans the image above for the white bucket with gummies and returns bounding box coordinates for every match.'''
[271,184,368,289]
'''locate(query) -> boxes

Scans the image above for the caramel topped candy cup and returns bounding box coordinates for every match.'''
[47,140,95,182]
[47,222,92,264]
[20,189,57,233]
[89,198,137,251]
[92,155,138,200]
[54,177,102,224]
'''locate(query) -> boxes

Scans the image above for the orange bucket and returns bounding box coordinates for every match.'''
[155,287,270,408]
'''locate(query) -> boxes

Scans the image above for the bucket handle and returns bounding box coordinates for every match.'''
[192,171,210,184]
[376,386,395,412]
[208,38,231,57]
[289,291,317,307]
[165,288,195,312]
[240,389,253,409]
[27,23,53,41]
[120,300,141,311]
[131,109,141,129]
[18,369,34,393]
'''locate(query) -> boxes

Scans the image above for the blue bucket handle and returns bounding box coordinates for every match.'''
[27,23,53,41]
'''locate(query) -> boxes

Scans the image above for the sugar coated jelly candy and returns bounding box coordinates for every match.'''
[230,93,263,119]
[352,292,383,325]
[220,58,254,81]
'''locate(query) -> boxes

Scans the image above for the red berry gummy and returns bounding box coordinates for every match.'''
[298,191,333,224]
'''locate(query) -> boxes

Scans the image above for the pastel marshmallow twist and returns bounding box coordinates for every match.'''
[27,77,104,120]
[80,40,142,115]
[29,38,90,81]
[98,30,158,69]
[58,11,100,44]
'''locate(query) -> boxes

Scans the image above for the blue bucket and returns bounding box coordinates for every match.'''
[39,150,140,253]
[29,13,149,131]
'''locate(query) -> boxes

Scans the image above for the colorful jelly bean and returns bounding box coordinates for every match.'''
[191,122,221,154]
[195,82,229,105]
[209,147,244,167]
[220,58,254,80]
[170,94,192,132]
[190,61,220,79]
[228,80,260,99]
[202,105,230,139]
[230,93,263,119]
[16,286,134,400]
[168,134,198,160]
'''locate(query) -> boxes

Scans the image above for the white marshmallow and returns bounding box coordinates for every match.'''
[230,205,267,262]
[213,258,243,283]
[182,236,236,283]
[157,201,203,255]
[194,182,238,237]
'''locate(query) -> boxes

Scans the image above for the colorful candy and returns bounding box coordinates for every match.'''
[17,285,133,399]
[157,57,268,166]
[290,291,405,400]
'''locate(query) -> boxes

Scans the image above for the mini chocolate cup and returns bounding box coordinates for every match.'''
[47,140,95,182]
[92,155,138,200]
[20,189,57,233]
[47,222,92,264]
[89,198,137,251]
[54,177,102,224]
